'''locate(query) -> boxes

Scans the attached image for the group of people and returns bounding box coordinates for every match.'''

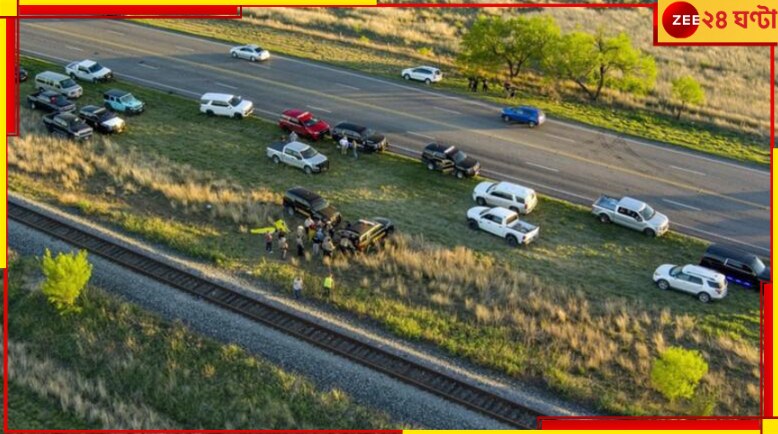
[467,76,490,93]
[292,271,335,300]
[338,135,360,159]
[264,216,342,261]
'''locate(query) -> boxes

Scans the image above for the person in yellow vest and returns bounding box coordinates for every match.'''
[323,273,334,298]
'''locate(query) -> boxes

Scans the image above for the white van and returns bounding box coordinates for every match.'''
[199,92,253,119]
[472,181,538,214]
[35,71,83,98]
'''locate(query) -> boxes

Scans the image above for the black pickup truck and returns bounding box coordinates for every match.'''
[333,218,394,253]
[42,113,93,140]
[421,143,481,179]
[27,90,76,113]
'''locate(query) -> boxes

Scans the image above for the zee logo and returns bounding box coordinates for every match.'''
[662,2,700,38]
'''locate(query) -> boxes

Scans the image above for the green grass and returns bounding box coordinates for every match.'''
[135,18,768,166]
[6,255,393,429]
[3,382,99,429]
[12,55,761,415]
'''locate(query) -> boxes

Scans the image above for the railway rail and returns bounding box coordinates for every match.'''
[10,200,543,428]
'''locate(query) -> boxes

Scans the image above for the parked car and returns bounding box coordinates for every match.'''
[27,90,76,113]
[35,71,82,98]
[466,206,539,247]
[283,187,342,226]
[78,105,125,134]
[334,218,394,253]
[501,106,546,127]
[267,141,329,174]
[230,44,270,62]
[401,66,442,84]
[653,264,728,303]
[421,143,480,179]
[473,181,538,215]
[42,112,93,140]
[104,89,144,114]
[65,59,113,82]
[699,244,770,289]
[279,109,330,141]
[592,195,669,237]
[200,93,253,119]
[331,122,388,152]
[19,67,28,82]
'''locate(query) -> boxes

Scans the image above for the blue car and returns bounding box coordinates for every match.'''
[501,106,545,128]
[103,89,145,114]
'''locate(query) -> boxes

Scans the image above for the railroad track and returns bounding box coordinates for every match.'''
[10,200,542,428]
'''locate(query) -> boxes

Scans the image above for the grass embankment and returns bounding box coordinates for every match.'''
[11,56,760,415]
[136,13,769,166]
[5,254,393,429]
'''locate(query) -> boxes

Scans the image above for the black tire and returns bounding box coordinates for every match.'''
[506,235,519,247]
[304,166,313,175]
[232,52,238,58]
[502,115,510,123]
[234,113,242,119]
[456,170,464,179]
[427,162,435,171]
[598,214,611,224]
[698,292,711,303]
[272,155,281,165]
[403,74,411,80]
[509,206,520,214]
[424,78,431,85]
[529,121,537,128]
[656,279,670,290]
[643,228,657,238]
[467,219,479,230]
[285,205,295,217]
[206,110,214,117]
[475,197,486,206]
[250,56,257,62]
[69,73,76,80]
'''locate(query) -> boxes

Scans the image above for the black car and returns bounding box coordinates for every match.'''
[79,105,126,134]
[699,244,770,289]
[42,112,93,141]
[331,122,388,152]
[19,67,28,82]
[27,90,76,113]
[283,187,342,226]
[421,143,480,179]
[334,218,394,253]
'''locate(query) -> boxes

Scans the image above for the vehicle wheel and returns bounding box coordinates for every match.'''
[232,52,238,58]
[502,115,510,123]
[643,228,657,238]
[697,292,711,303]
[475,197,486,206]
[509,206,520,214]
[285,205,295,217]
[427,162,435,171]
[424,78,431,85]
[38,87,45,93]
[69,73,76,80]
[29,101,36,110]
[506,235,519,247]
[272,155,281,165]
[529,121,537,128]
[206,110,214,117]
[234,113,242,119]
[598,214,611,224]
[250,56,257,62]
[467,219,479,230]
[656,279,670,290]
[304,166,313,175]
[456,170,464,179]
[403,74,411,80]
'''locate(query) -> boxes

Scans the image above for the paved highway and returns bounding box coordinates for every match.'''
[20,19,771,253]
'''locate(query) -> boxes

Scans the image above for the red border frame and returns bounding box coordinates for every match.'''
[4,2,773,432]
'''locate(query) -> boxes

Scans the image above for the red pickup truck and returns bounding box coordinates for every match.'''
[278,109,330,141]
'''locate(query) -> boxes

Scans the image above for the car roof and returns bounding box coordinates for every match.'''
[283,109,310,118]
[487,207,518,219]
[424,143,446,152]
[704,244,758,262]
[201,92,234,101]
[285,141,311,152]
[494,181,535,197]
[347,219,378,234]
[78,59,98,67]
[415,65,440,71]
[40,90,61,97]
[105,88,130,97]
[620,197,646,211]
[287,187,321,202]
[80,105,103,113]
[334,122,366,132]
[57,113,80,121]
[37,71,68,79]
[682,265,726,281]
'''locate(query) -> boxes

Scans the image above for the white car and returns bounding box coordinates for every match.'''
[466,206,539,247]
[473,181,538,215]
[199,93,253,119]
[401,66,442,84]
[230,44,270,62]
[65,59,113,82]
[653,264,728,303]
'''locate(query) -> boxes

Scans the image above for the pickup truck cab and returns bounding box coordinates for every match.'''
[421,143,480,179]
[467,206,539,247]
[42,112,93,141]
[27,90,76,113]
[66,59,113,82]
[79,105,125,134]
[473,181,537,214]
[279,109,330,141]
[501,106,545,127]
[104,89,144,114]
[592,195,669,237]
[267,141,329,174]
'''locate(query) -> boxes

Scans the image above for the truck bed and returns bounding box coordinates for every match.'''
[267,141,286,152]
[593,195,619,211]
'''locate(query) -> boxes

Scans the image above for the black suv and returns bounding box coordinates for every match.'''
[282,187,342,226]
[421,143,480,179]
[331,122,388,152]
[79,105,125,134]
[699,244,770,289]
[27,90,75,113]
[334,218,394,253]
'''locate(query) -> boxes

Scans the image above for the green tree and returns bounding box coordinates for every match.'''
[458,15,560,83]
[650,346,708,401]
[545,30,656,101]
[671,75,706,120]
[41,249,92,314]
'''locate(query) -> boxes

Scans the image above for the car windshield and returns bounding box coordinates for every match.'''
[87,63,103,73]
[229,96,243,106]
[639,204,656,220]
[452,150,468,164]
[61,78,77,88]
[364,129,376,137]
[53,96,68,104]
[119,94,135,103]
[669,265,683,277]
[751,258,767,274]
[310,197,329,211]
[303,117,320,127]
[300,147,318,159]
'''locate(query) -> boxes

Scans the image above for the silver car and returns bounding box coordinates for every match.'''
[229,44,270,62]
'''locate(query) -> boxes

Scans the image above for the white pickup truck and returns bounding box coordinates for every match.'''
[592,195,669,237]
[65,60,113,83]
[466,206,539,247]
[267,141,329,174]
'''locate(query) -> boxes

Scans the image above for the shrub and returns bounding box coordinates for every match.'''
[40,249,92,314]
[650,346,708,401]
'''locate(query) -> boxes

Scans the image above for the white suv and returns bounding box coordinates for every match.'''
[401,66,442,84]
[200,93,253,119]
[473,181,538,214]
[653,264,728,303]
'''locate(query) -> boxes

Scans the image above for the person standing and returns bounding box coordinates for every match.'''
[323,273,334,298]
[288,130,298,142]
[352,139,359,159]
[264,231,273,254]
[312,232,321,257]
[292,276,303,299]
[279,235,289,260]
[481,78,489,93]
[296,233,305,257]
[322,236,335,258]
[339,135,349,154]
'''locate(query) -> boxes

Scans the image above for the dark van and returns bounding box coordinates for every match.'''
[699,244,770,289]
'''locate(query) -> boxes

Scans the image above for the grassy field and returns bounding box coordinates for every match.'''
[137,8,770,166]
[6,253,394,429]
[11,56,761,415]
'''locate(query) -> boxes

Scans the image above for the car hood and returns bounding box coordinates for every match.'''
[654,264,674,276]
[308,121,330,133]
[758,267,772,282]
[648,212,669,228]
[94,67,112,78]
[237,100,253,112]
[467,206,489,219]
[102,117,125,128]
[305,154,328,165]
[318,206,340,220]
[456,156,479,170]
[473,181,495,196]
[366,133,386,144]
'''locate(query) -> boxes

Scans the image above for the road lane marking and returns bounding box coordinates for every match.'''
[406,131,435,140]
[253,63,271,69]
[214,81,238,90]
[22,24,769,211]
[175,45,195,52]
[525,162,559,173]
[433,106,462,115]
[138,63,159,70]
[306,105,331,113]
[662,199,702,211]
[253,107,279,117]
[543,133,575,143]
[65,45,83,52]
[672,222,769,253]
[336,83,360,91]
[107,30,125,36]
[670,165,706,176]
